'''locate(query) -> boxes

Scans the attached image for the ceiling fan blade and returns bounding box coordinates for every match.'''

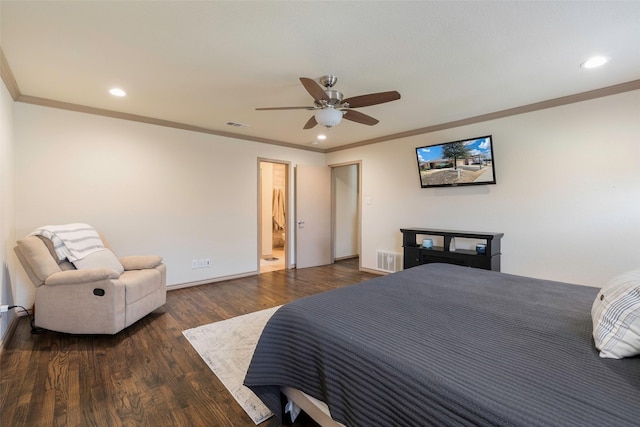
[303,115,318,129]
[300,77,330,102]
[256,106,315,111]
[343,90,401,108]
[342,109,379,126]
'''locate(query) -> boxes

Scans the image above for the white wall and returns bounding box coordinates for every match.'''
[7,88,640,325]
[13,103,325,304]
[0,78,16,340]
[327,90,640,287]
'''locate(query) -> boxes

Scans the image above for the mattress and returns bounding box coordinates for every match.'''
[244,263,640,426]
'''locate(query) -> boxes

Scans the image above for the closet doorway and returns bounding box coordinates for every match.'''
[332,162,361,266]
[258,160,289,273]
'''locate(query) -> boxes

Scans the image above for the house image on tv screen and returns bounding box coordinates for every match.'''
[415,135,496,188]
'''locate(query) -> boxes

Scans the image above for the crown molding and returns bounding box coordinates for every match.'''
[16,95,325,153]
[326,79,640,153]
[2,48,638,154]
[0,48,21,101]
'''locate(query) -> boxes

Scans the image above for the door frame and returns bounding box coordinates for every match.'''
[257,158,292,272]
[263,160,361,271]
[330,160,362,270]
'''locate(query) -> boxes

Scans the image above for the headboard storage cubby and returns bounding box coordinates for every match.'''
[400,228,503,271]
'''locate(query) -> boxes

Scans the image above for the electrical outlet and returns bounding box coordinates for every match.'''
[0,305,9,313]
[205,258,211,268]
[191,259,198,269]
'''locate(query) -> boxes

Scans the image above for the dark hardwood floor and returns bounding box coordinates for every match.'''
[0,258,376,427]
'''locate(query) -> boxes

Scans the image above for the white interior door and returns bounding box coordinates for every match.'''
[295,164,332,269]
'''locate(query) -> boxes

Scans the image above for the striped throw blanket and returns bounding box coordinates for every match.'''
[30,223,105,262]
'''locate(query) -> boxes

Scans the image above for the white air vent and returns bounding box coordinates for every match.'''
[226,121,249,128]
[376,250,402,273]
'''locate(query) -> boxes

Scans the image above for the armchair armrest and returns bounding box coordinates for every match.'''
[119,255,163,271]
[45,268,120,286]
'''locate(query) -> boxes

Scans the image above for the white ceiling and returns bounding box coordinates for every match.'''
[2,1,639,151]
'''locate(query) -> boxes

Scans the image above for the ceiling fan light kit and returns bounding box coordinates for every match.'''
[256,75,401,130]
[315,108,343,128]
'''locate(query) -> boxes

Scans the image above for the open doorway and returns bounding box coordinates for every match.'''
[258,160,288,273]
[332,162,361,266]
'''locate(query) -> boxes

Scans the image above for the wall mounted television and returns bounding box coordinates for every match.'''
[415,135,496,188]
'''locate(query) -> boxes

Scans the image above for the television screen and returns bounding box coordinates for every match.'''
[415,135,496,188]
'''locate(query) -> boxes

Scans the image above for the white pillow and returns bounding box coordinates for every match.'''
[592,269,640,359]
[73,248,124,275]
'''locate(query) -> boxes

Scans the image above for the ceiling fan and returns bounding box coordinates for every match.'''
[256,75,401,129]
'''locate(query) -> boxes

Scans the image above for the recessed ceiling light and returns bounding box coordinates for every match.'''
[581,56,609,69]
[109,88,126,97]
[311,141,319,145]
[317,134,327,140]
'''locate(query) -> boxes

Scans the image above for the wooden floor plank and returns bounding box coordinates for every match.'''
[0,259,376,426]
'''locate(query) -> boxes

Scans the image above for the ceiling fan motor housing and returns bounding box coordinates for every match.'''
[314,89,344,108]
[325,89,343,106]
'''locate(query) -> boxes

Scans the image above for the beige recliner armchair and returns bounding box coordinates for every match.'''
[15,232,166,334]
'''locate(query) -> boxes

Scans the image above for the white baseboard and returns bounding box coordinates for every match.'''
[167,270,258,291]
[359,266,388,276]
[0,311,26,354]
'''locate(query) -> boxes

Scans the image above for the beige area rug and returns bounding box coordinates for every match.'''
[182,306,281,425]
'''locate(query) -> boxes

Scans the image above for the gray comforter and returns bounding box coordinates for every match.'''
[244,263,640,426]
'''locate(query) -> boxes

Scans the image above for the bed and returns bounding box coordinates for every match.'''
[244,263,640,426]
